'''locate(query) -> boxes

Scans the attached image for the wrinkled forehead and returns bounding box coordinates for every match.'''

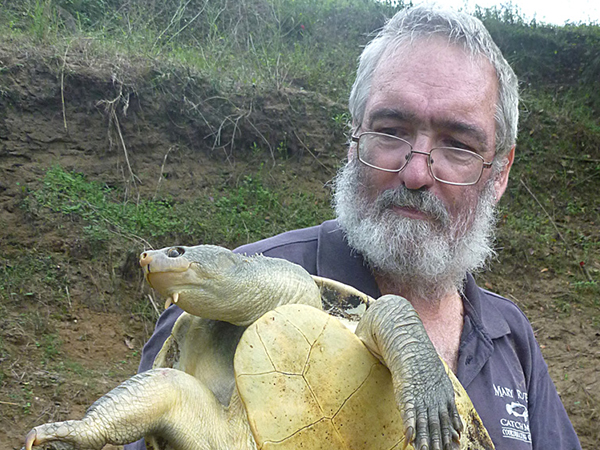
[373,35,495,84]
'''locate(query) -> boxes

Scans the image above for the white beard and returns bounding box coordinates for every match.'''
[333,159,498,300]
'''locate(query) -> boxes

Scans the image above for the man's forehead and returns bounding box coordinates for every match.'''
[363,37,498,141]
[372,36,493,80]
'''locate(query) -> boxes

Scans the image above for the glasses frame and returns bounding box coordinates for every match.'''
[352,131,493,186]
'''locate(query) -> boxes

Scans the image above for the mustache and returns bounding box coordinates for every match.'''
[375,186,450,225]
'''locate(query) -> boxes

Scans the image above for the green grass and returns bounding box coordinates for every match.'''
[0,253,70,305]
[24,164,333,251]
[37,333,62,363]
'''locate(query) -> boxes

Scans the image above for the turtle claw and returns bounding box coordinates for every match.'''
[396,359,462,450]
[24,429,36,450]
[406,398,461,450]
[403,425,415,448]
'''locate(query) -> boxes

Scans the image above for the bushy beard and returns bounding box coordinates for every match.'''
[333,159,498,300]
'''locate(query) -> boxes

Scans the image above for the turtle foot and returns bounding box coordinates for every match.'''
[353,295,493,450]
[23,420,101,450]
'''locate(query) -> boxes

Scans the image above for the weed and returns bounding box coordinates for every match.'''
[251,142,261,157]
[0,252,69,306]
[332,112,350,130]
[130,295,161,323]
[24,165,333,250]
[276,140,288,159]
[26,0,58,42]
[571,280,599,299]
[20,382,33,415]
[59,360,89,377]
[38,333,62,362]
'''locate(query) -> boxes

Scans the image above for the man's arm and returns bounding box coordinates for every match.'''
[528,354,581,450]
[136,304,184,372]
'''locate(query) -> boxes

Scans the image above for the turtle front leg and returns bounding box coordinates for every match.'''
[355,295,462,450]
[25,368,248,450]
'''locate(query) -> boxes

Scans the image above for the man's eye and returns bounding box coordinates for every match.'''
[377,128,408,138]
[447,139,473,151]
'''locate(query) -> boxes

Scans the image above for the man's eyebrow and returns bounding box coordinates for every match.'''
[366,108,416,127]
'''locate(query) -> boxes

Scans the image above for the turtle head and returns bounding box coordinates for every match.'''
[140,244,320,326]
[140,245,242,310]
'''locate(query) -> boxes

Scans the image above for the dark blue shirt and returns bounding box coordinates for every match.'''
[130,220,581,450]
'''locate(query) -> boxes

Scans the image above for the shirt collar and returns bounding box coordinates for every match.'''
[463,273,511,340]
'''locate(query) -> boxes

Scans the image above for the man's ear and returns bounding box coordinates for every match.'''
[493,145,515,204]
[348,141,358,161]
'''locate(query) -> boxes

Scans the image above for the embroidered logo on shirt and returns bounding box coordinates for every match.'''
[506,401,529,421]
[494,384,532,443]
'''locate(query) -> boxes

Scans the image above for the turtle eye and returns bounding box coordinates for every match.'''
[167,247,185,258]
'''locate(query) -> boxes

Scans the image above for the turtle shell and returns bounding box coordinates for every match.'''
[234,304,405,449]
[234,304,494,450]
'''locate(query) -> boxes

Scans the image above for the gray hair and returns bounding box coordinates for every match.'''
[348,5,519,160]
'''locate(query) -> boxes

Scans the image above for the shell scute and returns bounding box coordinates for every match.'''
[236,304,405,450]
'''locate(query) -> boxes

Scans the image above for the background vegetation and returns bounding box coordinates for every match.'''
[0,0,598,448]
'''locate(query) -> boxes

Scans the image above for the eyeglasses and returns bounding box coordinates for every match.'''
[352,132,493,186]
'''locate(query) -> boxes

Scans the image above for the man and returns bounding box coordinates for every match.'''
[131,6,580,450]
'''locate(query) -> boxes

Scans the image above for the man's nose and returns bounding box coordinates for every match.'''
[398,146,435,190]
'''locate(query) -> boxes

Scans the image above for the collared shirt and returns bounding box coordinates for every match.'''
[130,220,581,450]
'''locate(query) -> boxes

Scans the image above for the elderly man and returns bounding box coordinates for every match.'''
[132,6,580,450]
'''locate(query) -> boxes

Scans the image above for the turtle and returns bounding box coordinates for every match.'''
[24,244,494,450]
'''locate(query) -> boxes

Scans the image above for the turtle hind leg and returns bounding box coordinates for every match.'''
[25,368,248,450]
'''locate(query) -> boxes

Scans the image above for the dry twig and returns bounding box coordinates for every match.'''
[154,146,176,200]
[97,88,141,198]
[293,130,334,175]
[60,43,70,132]
[520,177,566,243]
[147,293,161,318]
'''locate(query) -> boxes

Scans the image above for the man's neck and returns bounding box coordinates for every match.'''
[374,274,464,373]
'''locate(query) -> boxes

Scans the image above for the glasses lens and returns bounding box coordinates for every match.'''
[430,148,484,184]
[358,133,412,171]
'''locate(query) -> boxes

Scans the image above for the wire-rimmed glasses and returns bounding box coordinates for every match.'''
[352,132,493,186]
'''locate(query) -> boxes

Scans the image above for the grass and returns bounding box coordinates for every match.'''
[0,253,70,306]
[37,333,62,363]
[0,0,396,100]
[23,164,333,251]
